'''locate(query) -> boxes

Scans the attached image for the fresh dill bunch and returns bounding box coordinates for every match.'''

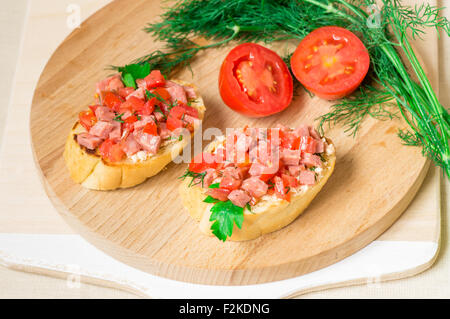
[120,0,450,177]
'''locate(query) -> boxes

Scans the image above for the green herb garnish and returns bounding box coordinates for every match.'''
[209,200,244,242]
[113,113,125,123]
[118,63,151,88]
[203,196,219,203]
[179,169,206,187]
[208,182,220,189]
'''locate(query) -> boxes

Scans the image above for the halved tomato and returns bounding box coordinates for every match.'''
[291,26,370,100]
[219,43,293,117]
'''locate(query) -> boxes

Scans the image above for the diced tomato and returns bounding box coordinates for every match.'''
[281,133,301,150]
[120,96,145,113]
[79,109,97,131]
[189,152,218,173]
[141,98,157,116]
[144,70,165,89]
[152,87,171,102]
[117,87,135,99]
[282,174,299,188]
[300,136,317,153]
[143,121,158,136]
[99,139,125,162]
[236,153,251,168]
[166,106,193,132]
[219,175,242,191]
[166,114,184,131]
[179,102,199,118]
[123,115,139,132]
[102,91,123,112]
[88,105,100,114]
[273,176,290,201]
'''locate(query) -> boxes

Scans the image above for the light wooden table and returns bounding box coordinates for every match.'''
[0,0,448,298]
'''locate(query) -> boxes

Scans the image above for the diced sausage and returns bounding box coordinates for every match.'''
[288,165,305,177]
[137,133,161,154]
[109,120,122,142]
[89,121,114,139]
[126,87,145,100]
[95,106,115,121]
[121,134,141,156]
[165,84,187,105]
[281,148,301,166]
[96,74,124,95]
[241,177,268,198]
[77,133,102,150]
[299,170,316,185]
[228,190,251,208]
[302,153,322,167]
[206,188,230,202]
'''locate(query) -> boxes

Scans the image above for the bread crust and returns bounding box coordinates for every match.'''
[64,80,205,190]
[179,138,336,241]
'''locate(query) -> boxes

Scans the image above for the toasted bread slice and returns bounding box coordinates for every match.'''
[179,136,336,241]
[64,80,205,190]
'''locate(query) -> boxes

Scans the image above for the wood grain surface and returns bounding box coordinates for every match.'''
[29,0,430,285]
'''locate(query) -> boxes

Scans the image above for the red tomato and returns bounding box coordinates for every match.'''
[281,174,299,188]
[281,133,301,150]
[88,105,100,114]
[79,110,97,131]
[152,87,171,102]
[189,152,218,173]
[219,43,293,117]
[291,26,370,100]
[166,106,193,132]
[145,70,165,89]
[143,121,158,136]
[99,139,125,162]
[178,102,199,118]
[102,91,123,111]
[141,98,157,116]
[121,96,145,113]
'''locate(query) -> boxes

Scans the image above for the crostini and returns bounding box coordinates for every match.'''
[64,68,205,190]
[179,125,335,241]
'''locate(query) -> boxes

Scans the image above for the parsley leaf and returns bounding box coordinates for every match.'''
[208,182,220,189]
[209,200,244,242]
[118,63,151,89]
[122,73,136,89]
[203,196,218,204]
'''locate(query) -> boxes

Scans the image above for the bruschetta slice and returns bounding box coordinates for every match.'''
[64,70,205,190]
[179,125,335,241]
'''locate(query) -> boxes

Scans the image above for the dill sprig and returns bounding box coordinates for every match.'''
[179,168,207,187]
[121,0,450,177]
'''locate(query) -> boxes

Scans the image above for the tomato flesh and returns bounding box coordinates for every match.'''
[79,110,97,131]
[219,43,293,117]
[143,121,158,136]
[99,139,125,162]
[145,70,165,89]
[189,152,218,173]
[291,26,370,100]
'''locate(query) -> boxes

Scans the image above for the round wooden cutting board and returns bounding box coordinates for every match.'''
[30,0,429,285]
